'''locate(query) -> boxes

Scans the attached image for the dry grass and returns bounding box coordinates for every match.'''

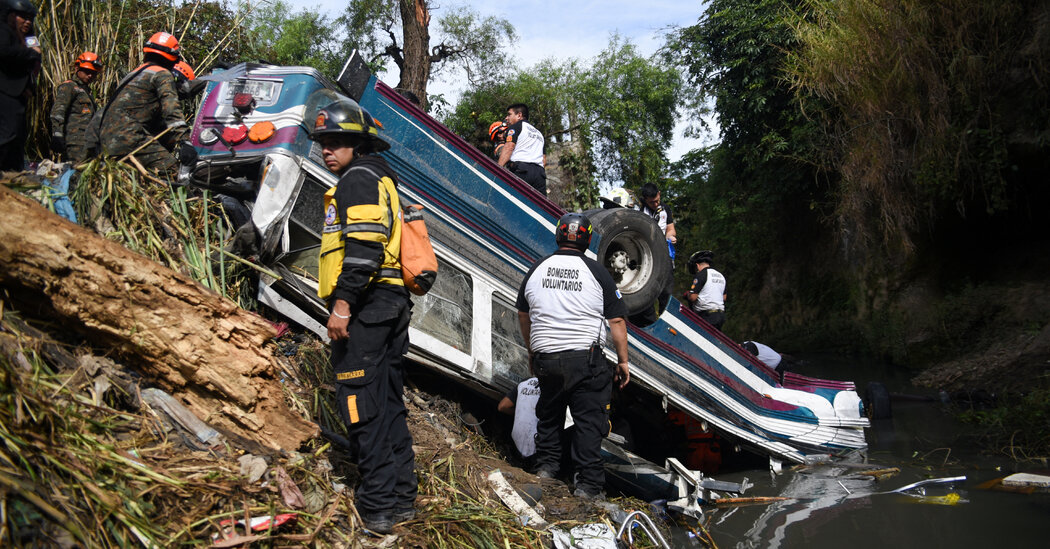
[0,304,645,547]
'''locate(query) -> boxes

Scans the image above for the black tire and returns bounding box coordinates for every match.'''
[864,381,892,420]
[585,208,672,323]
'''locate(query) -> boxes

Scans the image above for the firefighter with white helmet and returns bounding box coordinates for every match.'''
[601,187,636,209]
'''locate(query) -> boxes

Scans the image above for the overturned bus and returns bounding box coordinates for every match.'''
[177,53,869,497]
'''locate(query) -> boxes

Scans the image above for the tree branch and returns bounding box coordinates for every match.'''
[385,26,404,70]
[430,42,464,64]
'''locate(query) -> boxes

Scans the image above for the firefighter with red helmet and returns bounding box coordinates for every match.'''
[516,212,630,499]
[99,31,189,173]
[487,120,507,159]
[49,51,101,162]
[311,98,417,535]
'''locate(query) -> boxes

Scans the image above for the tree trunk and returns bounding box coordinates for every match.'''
[397,0,432,109]
[0,186,318,452]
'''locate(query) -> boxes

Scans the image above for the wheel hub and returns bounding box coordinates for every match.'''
[608,250,630,275]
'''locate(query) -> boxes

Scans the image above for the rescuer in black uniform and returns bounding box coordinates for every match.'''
[312,98,416,535]
[0,0,40,171]
[516,212,630,499]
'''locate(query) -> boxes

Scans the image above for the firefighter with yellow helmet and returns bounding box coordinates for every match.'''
[312,98,417,535]
[49,51,101,162]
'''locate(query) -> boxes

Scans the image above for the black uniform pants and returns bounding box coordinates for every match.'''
[698,310,725,330]
[332,286,416,515]
[532,349,612,494]
[0,93,27,172]
[509,161,547,194]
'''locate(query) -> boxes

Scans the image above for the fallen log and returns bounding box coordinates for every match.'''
[0,186,317,451]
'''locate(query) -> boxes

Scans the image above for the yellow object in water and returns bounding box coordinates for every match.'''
[903,492,963,506]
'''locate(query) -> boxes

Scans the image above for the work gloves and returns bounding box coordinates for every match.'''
[51,134,66,156]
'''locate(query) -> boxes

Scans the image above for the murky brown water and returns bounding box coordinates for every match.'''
[663,355,1048,548]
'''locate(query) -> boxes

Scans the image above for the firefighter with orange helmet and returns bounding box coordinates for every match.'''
[49,51,101,162]
[99,31,189,173]
[171,60,205,100]
[487,120,507,159]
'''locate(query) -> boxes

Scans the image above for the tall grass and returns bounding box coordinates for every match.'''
[25,0,261,160]
[66,157,261,308]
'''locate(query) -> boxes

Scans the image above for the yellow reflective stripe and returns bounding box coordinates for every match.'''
[336,370,365,381]
[337,121,366,132]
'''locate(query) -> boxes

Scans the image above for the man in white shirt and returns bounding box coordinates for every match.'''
[497,103,546,194]
[637,183,677,248]
[685,250,727,330]
[517,212,629,499]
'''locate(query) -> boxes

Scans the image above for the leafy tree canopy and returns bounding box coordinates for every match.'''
[446,35,682,195]
[337,0,516,108]
[240,0,348,76]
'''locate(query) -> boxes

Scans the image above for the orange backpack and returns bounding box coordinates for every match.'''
[400,204,438,295]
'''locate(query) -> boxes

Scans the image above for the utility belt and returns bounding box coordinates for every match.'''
[507,160,542,171]
[535,349,590,361]
[536,342,605,368]
[700,309,724,314]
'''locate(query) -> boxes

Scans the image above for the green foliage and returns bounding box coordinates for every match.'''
[665,0,836,338]
[583,37,682,189]
[337,0,401,70]
[241,0,348,76]
[785,0,1049,266]
[335,0,516,105]
[443,61,569,153]
[445,36,682,207]
[667,0,810,163]
[958,378,1050,461]
[435,8,516,88]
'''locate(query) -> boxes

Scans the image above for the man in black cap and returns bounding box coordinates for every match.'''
[685,250,727,330]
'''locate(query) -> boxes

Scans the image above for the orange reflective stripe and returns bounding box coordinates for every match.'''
[346,395,360,423]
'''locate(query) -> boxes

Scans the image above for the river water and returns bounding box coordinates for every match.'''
[663,355,1048,548]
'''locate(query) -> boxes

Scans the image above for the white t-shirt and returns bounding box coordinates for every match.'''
[744,341,782,369]
[516,250,627,353]
[509,377,540,457]
[637,203,674,236]
[506,120,545,165]
[689,267,726,312]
